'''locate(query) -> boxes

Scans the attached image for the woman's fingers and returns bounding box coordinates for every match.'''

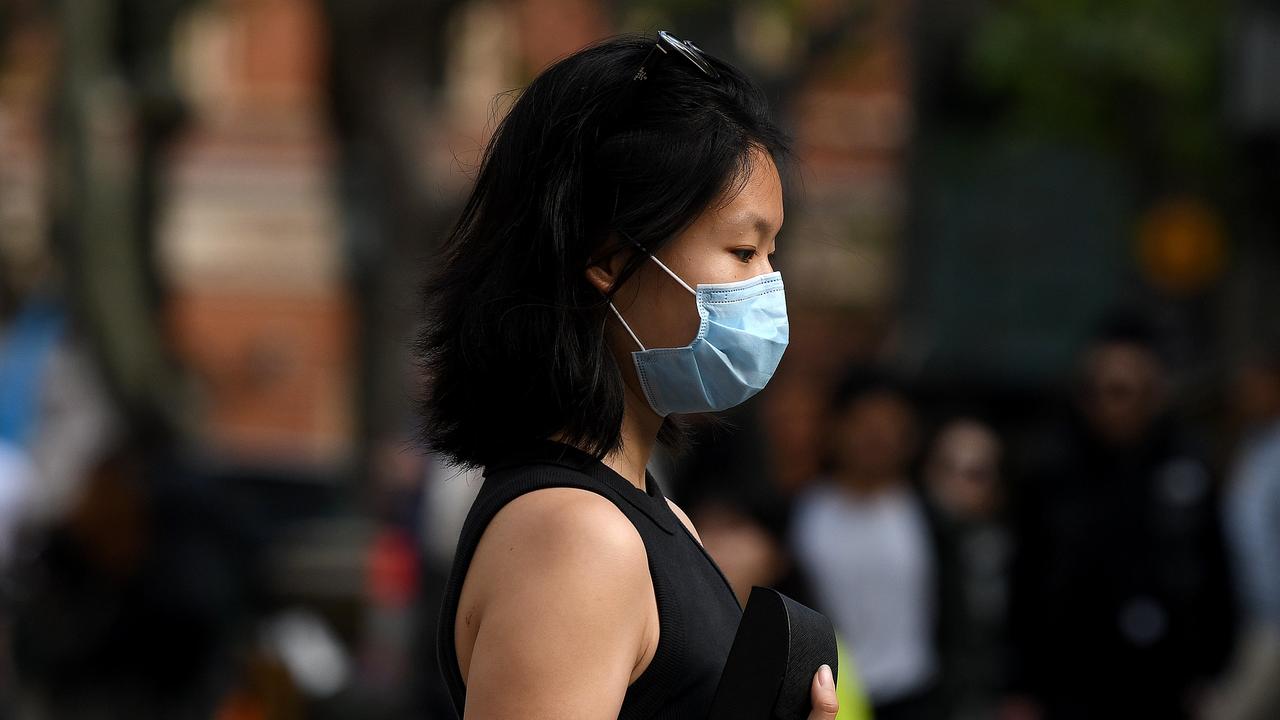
[807,664,839,720]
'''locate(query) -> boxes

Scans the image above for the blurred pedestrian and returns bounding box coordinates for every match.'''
[1006,314,1233,720]
[9,427,258,719]
[924,417,1011,720]
[791,368,949,720]
[0,273,116,562]
[1207,341,1280,720]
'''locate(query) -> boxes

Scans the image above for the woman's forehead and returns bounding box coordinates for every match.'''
[712,151,785,232]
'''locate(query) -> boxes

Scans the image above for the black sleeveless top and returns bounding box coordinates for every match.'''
[436,440,744,719]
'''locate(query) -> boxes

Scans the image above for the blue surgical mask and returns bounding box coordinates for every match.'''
[608,252,789,416]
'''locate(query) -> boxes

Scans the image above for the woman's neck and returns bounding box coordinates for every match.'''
[602,382,664,492]
[550,375,662,492]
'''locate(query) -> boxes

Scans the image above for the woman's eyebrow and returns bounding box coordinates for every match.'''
[735,211,781,236]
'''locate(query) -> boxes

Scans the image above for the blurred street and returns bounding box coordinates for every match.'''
[1,0,1278,718]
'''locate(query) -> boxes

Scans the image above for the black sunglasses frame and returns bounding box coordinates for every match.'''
[632,30,721,82]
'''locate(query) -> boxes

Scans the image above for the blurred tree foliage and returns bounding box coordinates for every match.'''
[47,0,195,435]
[966,0,1226,185]
[611,0,876,111]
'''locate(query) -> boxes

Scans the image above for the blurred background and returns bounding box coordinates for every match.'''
[1,0,1278,718]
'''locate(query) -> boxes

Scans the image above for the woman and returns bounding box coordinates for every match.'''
[420,32,838,719]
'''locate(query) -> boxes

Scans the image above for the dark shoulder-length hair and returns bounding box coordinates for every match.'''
[414,33,792,469]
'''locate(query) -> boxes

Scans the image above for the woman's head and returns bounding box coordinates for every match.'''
[416,33,791,468]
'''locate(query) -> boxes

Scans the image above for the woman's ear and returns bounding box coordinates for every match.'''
[584,262,616,295]
[584,236,630,295]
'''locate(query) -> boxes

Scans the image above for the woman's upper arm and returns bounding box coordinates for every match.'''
[462,488,653,720]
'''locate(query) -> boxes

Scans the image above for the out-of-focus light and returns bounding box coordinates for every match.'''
[1135,195,1227,295]
[262,609,351,698]
[367,527,419,609]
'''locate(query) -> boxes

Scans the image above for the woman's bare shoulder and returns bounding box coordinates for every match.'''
[479,486,648,569]
[460,487,654,717]
[462,487,652,620]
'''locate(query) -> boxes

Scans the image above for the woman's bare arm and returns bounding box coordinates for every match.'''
[460,488,656,720]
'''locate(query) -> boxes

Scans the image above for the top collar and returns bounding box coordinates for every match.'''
[485,439,678,534]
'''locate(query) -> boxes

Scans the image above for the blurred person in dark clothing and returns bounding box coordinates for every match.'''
[1006,316,1234,720]
[8,428,260,719]
[790,368,953,720]
[1207,342,1280,720]
[923,417,1011,720]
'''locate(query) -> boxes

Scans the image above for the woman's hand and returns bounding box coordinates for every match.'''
[807,664,839,720]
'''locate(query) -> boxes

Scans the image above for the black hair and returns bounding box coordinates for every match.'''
[414,34,792,469]
[817,365,918,475]
[828,365,913,417]
[1090,310,1164,360]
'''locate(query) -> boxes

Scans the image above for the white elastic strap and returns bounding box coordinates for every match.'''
[608,302,647,351]
[619,230,697,296]
[645,253,697,295]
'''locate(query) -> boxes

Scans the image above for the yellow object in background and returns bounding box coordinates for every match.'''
[835,635,873,720]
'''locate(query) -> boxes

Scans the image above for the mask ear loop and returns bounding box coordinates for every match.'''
[616,230,697,295]
[645,253,697,295]
[593,232,649,351]
[608,302,647,351]
[604,230,697,351]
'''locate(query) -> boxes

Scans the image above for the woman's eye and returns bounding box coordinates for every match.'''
[733,248,757,263]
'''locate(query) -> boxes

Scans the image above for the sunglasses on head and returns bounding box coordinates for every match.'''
[633,30,721,82]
